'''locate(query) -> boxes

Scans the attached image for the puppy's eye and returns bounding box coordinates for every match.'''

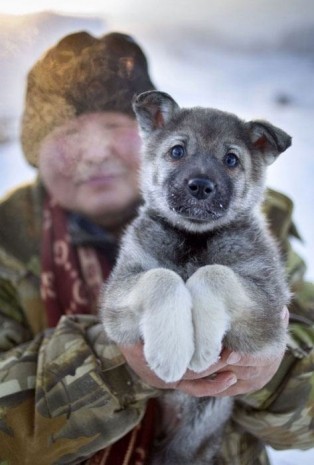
[170,145,185,160]
[224,152,239,168]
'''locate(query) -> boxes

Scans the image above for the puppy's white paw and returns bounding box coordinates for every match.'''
[188,297,225,373]
[187,266,231,373]
[140,270,194,383]
[188,340,222,373]
[144,326,194,383]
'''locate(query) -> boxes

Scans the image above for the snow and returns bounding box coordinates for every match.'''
[0,2,313,463]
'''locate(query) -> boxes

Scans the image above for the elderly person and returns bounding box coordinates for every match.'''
[0,31,313,465]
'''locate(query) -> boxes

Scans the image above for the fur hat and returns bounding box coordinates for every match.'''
[21,31,155,166]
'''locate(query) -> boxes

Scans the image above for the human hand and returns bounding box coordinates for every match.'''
[214,306,290,397]
[119,306,289,398]
[119,341,238,396]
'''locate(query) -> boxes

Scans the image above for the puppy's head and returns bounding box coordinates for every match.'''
[133,91,291,232]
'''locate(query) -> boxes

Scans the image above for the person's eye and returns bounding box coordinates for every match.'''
[170,145,185,160]
[224,152,239,168]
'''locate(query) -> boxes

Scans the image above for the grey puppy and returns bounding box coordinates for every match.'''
[101,91,291,464]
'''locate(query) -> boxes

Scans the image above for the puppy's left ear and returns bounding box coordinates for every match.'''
[132,90,179,136]
[248,120,292,165]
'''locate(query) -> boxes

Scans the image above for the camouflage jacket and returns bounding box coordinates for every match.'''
[0,180,313,465]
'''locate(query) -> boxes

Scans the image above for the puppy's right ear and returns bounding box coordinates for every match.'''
[132,91,179,135]
[248,120,292,165]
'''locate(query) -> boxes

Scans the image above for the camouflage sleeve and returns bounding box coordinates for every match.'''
[230,189,314,450]
[233,320,314,450]
[231,242,314,450]
[0,276,157,465]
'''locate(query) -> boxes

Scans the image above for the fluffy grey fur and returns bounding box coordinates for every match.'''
[101,91,291,464]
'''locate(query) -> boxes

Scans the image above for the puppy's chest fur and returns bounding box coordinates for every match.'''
[134,211,263,281]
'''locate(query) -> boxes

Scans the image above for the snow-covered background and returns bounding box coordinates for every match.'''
[0,1,313,463]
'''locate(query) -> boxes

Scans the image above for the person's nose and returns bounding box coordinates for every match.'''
[83,135,116,163]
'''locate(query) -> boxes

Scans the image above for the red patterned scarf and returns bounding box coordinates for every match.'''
[86,399,158,465]
[40,194,157,464]
[40,195,112,326]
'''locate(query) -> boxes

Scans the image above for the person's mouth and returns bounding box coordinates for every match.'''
[77,171,125,186]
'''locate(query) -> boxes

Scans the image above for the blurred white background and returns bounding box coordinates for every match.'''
[0,1,313,463]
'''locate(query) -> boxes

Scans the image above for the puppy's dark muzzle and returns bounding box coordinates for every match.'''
[187,178,216,200]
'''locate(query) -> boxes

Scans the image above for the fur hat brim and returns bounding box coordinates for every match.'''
[21,31,155,166]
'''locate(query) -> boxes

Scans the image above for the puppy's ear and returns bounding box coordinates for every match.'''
[248,120,292,165]
[132,91,179,135]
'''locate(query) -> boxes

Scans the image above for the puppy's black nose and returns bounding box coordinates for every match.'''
[187,178,216,200]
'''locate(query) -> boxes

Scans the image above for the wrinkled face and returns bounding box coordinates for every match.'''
[141,109,266,232]
[39,112,141,223]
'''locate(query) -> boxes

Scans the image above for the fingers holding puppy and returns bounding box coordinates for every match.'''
[119,307,289,397]
[119,342,237,396]
[214,308,288,396]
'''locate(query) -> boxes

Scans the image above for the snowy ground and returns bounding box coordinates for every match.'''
[0,1,314,463]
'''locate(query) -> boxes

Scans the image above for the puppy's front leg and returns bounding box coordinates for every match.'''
[139,269,194,382]
[105,268,194,383]
[186,264,253,373]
